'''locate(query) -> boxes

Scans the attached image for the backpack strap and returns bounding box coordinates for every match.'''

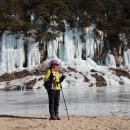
[49,68,53,82]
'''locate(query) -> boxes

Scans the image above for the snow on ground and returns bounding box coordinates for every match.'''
[0,58,130,90]
[43,58,130,89]
[0,76,43,90]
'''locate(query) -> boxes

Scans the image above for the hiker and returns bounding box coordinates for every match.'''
[44,59,66,120]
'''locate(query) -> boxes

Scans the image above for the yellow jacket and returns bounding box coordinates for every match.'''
[44,69,61,90]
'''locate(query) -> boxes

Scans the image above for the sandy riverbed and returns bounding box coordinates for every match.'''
[0,115,130,130]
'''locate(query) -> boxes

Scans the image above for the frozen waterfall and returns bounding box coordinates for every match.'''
[0,32,40,75]
[1,26,130,76]
[47,26,104,62]
[105,52,116,67]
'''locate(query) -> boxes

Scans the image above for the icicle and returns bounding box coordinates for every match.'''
[75,29,82,59]
[47,41,53,58]
[1,32,16,73]
[14,34,25,70]
[123,50,129,66]
[27,37,40,70]
[105,52,116,67]
[85,27,95,59]
[58,34,64,61]
[127,49,130,64]
[47,39,59,59]
[52,40,58,58]
[64,27,75,61]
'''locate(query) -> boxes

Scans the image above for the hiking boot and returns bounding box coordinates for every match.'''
[50,115,57,120]
[55,115,61,120]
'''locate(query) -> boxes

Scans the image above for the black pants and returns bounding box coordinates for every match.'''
[47,90,60,116]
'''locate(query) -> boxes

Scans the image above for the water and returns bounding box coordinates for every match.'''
[0,86,130,116]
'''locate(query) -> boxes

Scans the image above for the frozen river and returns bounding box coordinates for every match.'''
[0,86,130,116]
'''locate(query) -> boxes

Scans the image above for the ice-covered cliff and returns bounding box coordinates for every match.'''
[1,26,130,76]
[0,31,40,75]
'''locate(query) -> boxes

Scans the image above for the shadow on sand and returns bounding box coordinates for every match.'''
[0,115,48,120]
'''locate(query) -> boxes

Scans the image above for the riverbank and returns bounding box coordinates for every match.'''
[0,115,130,130]
[1,59,130,90]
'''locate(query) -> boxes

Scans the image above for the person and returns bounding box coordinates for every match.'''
[44,59,66,120]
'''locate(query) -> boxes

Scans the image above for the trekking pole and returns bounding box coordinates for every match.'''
[61,88,70,120]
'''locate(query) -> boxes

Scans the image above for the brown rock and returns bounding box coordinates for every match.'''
[25,78,37,89]
[83,76,89,82]
[110,68,130,79]
[91,73,107,87]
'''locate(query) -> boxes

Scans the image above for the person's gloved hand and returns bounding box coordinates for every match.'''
[49,73,55,82]
[60,75,66,82]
